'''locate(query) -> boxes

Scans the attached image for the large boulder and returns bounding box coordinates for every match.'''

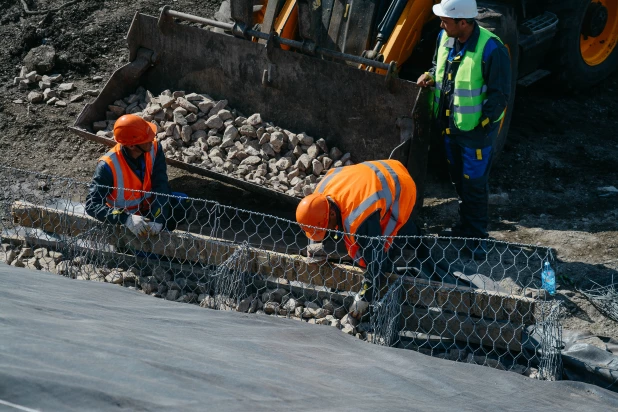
[23,45,56,74]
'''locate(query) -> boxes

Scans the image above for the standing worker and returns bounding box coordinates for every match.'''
[86,114,190,236]
[296,159,417,320]
[417,0,511,258]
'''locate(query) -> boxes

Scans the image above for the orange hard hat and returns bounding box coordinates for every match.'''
[296,193,330,241]
[113,114,157,145]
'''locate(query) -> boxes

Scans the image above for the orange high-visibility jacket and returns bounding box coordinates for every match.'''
[99,140,158,213]
[314,159,416,263]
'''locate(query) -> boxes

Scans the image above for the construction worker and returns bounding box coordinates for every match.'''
[296,159,417,320]
[417,0,511,258]
[85,114,190,236]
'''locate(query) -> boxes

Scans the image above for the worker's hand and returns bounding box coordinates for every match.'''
[125,214,150,237]
[417,72,435,88]
[148,222,164,235]
[348,293,370,320]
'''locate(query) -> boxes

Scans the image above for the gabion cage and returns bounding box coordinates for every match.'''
[0,165,562,379]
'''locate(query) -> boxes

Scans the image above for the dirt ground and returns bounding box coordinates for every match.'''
[0,0,617,341]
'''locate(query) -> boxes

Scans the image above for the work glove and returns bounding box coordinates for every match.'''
[125,214,150,237]
[348,280,372,320]
[148,222,164,235]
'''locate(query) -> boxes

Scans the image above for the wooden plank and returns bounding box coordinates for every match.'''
[10,201,535,324]
[401,305,524,352]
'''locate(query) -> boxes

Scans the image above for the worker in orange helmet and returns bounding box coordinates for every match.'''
[296,159,419,319]
[86,114,190,237]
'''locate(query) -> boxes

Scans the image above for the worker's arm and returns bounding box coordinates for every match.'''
[355,211,393,283]
[148,145,173,225]
[85,162,129,226]
[417,30,442,87]
[480,38,512,126]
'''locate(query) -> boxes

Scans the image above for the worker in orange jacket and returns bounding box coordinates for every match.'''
[86,114,189,236]
[296,159,418,319]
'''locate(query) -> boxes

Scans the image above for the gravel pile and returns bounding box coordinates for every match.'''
[91,87,353,197]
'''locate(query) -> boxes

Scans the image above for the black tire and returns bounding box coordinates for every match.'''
[476,2,519,157]
[546,0,618,89]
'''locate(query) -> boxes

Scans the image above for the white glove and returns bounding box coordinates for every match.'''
[125,214,150,237]
[148,222,163,235]
[348,293,370,320]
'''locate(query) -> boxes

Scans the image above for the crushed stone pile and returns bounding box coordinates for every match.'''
[91,87,353,197]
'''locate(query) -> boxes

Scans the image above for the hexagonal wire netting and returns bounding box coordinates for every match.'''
[0,165,562,380]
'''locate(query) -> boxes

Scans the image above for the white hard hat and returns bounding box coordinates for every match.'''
[433,0,478,19]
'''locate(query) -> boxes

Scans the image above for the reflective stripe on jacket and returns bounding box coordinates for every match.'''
[99,141,158,212]
[433,26,503,131]
[314,160,416,264]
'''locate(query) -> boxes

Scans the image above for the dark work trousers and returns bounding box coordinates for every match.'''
[444,137,494,239]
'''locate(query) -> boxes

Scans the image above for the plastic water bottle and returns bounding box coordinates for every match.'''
[541,261,556,296]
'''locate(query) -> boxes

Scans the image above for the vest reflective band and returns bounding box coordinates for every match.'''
[315,160,416,265]
[433,27,503,131]
[99,141,158,212]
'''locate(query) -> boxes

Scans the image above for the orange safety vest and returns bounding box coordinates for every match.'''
[99,140,158,213]
[314,159,416,265]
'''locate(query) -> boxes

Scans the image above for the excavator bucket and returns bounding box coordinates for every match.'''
[71,8,431,207]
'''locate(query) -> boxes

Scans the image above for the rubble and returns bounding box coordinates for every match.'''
[23,45,56,74]
[90,88,355,197]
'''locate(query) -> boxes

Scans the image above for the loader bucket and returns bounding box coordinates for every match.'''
[71,10,431,208]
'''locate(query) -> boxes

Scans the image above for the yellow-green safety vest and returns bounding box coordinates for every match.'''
[433,26,504,132]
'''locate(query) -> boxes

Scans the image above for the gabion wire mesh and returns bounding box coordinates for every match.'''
[0,165,562,379]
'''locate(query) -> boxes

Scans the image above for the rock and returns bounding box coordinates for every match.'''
[173,107,188,116]
[296,154,311,171]
[48,251,64,263]
[247,113,262,126]
[237,295,256,313]
[181,125,193,143]
[174,112,188,126]
[276,157,293,170]
[208,100,228,117]
[312,159,324,176]
[207,135,222,147]
[108,105,125,116]
[25,71,37,82]
[70,94,84,103]
[329,147,343,160]
[270,132,285,152]
[341,325,356,335]
[200,295,217,309]
[27,91,43,103]
[524,288,547,299]
[218,109,233,121]
[23,45,56,73]
[158,95,174,109]
[55,100,67,108]
[239,125,257,138]
[17,248,34,260]
[340,152,351,163]
[264,301,279,315]
[166,290,180,301]
[206,115,223,129]
[306,144,320,159]
[262,289,287,303]
[241,156,262,166]
[177,97,198,114]
[322,156,333,170]
[84,89,100,97]
[1,249,16,264]
[33,248,48,259]
[57,83,74,92]
[92,75,104,82]
[105,270,124,284]
[316,138,328,152]
[223,125,239,140]
[38,257,56,272]
[38,80,51,90]
[191,118,208,131]
[198,100,214,113]
[299,132,314,145]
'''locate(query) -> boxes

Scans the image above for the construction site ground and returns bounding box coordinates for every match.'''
[0,0,617,344]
